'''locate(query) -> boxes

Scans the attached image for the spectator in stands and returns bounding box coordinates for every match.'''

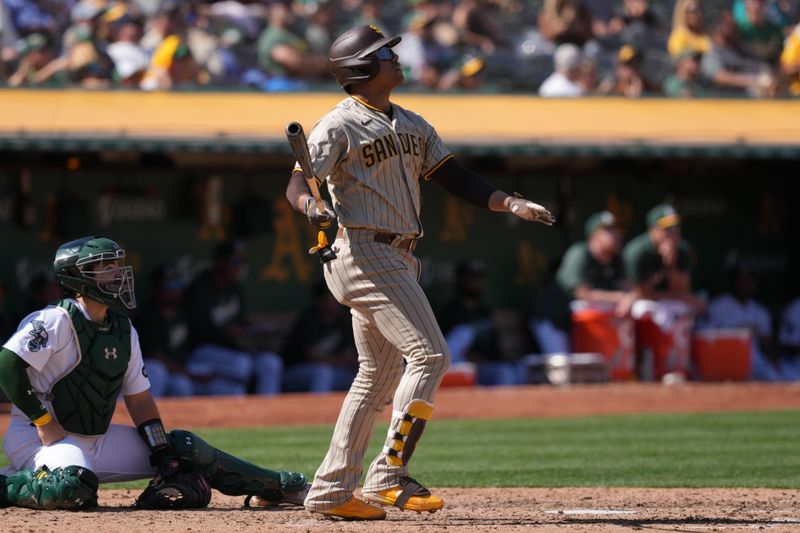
[452,0,508,54]
[280,282,358,393]
[61,0,101,51]
[106,15,149,87]
[705,264,784,381]
[303,0,337,54]
[256,0,328,88]
[733,0,785,64]
[781,23,800,96]
[598,44,653,97]
[537,0,594,47]
[3,0,60,37]
[351,0,390,33]
[667,0,712,59]
[440,260,524,386]
[622,203,705,313]
[437,54,487,91]
[779,295,800,380]
[663,50,708,97]
[539,42,586,97]
[701,13,778,97]
[183,239,283,396]
[7,32,58,86]
[606,0,665,48]
[64,40,114,89]
[394,9,455,89]
[557,211,635,316]
[585,0,615,39]
[140,34,201,90]
[140,0,184,54]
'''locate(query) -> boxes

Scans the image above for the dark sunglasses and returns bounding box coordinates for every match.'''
[370,46,394,61]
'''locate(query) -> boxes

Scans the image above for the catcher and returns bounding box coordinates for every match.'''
[0,236,308,511]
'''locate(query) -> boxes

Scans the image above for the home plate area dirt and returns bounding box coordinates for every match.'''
[2,487,799,532]
[2,383,800,532]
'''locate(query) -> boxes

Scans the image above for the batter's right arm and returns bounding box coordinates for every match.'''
[286,171,336,227]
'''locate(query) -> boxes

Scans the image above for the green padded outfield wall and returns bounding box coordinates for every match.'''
[0,155,796,329]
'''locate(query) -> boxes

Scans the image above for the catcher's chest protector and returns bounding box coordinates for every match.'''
[50,299,131,436]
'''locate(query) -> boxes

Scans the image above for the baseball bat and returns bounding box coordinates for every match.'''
[286,122,325,210]
[285,122,337,263]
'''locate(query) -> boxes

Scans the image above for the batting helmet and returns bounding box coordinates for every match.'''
[54,236,136,309]
[329,25,401,89]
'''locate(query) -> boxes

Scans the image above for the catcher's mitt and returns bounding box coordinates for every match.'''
[134,460,212,510]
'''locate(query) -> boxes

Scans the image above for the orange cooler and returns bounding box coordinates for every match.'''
[691,329,751,381]
[635,313,692,380]
[572,308,635,380]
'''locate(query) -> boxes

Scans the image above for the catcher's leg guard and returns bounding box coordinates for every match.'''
[0,474,7,507]
[169,430,306,502]
[384,400,433,467]
[4,465,98,510]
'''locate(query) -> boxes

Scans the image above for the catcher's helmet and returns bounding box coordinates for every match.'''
[329,25,401,89]
[54,236,136,309]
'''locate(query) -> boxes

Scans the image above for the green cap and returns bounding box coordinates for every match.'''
[646,203,681,229]
[584,210,617,237]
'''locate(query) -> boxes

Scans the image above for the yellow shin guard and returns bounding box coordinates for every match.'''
[384,400,433,467]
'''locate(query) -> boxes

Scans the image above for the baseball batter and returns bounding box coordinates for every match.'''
[286,25,555,520]
[0,236,308,510]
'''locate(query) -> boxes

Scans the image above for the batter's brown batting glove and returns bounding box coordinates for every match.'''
[508,195,556,225]
[305,197,336,228]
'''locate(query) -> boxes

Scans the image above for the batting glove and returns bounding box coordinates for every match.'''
[305,197,336,228]
[508,196,556,225]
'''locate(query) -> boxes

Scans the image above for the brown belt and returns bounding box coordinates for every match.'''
[336,227,418,251]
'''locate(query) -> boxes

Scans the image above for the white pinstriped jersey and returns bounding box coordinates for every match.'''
[298,96,452,238]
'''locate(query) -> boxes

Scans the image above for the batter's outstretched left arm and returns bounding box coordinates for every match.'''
[429,157,555,225]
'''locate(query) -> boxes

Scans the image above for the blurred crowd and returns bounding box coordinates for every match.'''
[1,0,799,97]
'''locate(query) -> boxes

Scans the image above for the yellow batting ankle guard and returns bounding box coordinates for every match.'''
[385,400,433,467]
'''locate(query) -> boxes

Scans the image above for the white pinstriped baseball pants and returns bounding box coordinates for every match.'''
[304,228,451,511]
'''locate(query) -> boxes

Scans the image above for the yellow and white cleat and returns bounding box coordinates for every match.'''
[314,497,387,521]
[362,477,444,513]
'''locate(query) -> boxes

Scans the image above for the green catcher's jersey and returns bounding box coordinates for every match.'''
[50,299,132,436]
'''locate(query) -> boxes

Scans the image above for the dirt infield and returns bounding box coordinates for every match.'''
[2,488,799,533]
[2,383,800,532]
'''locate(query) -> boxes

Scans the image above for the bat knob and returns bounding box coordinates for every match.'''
[308,230,337,262]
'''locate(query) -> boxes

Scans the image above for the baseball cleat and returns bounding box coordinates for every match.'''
[281,482,311,507]
[312,497,386,520]
[362,476,444,513]
[246,482,310,508]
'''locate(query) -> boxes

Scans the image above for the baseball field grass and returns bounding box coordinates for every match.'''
[3,409,799,490]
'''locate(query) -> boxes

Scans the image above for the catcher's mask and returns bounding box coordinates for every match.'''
[54,236,136,309]
[329,25,401,90]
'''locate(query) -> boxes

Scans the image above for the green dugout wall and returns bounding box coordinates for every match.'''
[0,153,796,322]
[0,91,797,322]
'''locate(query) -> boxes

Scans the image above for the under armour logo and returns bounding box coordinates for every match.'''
[104,347,118,360]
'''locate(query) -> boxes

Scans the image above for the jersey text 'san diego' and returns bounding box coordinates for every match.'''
[297,97,452,238]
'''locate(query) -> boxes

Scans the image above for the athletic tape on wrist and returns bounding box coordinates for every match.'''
[32,412,53,427]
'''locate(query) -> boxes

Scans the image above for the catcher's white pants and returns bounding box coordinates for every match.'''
[305,230,450,511]
[2,407,156,483]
